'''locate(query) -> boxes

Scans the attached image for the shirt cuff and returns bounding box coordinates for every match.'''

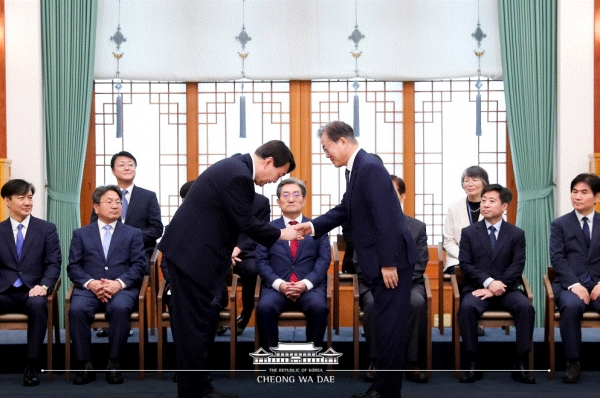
[483,277,494,288]
[303,279,313,291]
[568,282,582,291]
[308,221,316,237]
[83,279,93,289]
[273,279,284,292]
[117,279,126,289]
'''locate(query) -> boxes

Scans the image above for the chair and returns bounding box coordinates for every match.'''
[333,234,354,335]
[148,245,160,335]
[437,242,450,334]
[451,266,533,379]
[0,276,61,381]
[65,276,149,381]
[156,267,238,380]
[544,266,600,379]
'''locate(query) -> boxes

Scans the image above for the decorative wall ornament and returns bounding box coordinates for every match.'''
[472,0,486,136]
[236,0,251,138]
[110,0,126,138]
[348,0,364,137]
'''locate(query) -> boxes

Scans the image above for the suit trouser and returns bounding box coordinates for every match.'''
[169,264,220,398]
[69,290,136,362]
[458,290,534,358]
[371,266,413,398]
[234,258,258,320]
[555,288,600,360]
[0,286,47,360]
[256,286,328,350]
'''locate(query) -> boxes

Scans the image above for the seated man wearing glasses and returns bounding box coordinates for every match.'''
[255,178,330,351]
[68,185,146,385]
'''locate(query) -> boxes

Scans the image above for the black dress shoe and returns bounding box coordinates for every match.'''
[405,363,428,383]
[363,360,377,383]
[477,326,485,336]
[511,362,536,384]
[73,363,96,385]
[216,326,230,336]
[235,315,249,335]
[351,387,382,398]
[459,362,483,383]
[106,363,124,384]
[22,366,40,387]
[200,389,238,398]
[563,360,581,384]
[96,328,108,337]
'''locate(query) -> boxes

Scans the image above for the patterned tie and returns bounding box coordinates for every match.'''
[345,169,351,190]
[488,225,497,250]
[121,190,129,221]
[583,217,591,247]
[13,224,24,287]
[103,225,112,258]
[289,221,299,282]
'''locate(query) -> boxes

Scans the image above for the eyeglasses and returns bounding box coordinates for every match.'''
[99,200,122,206]
[322,141,337,154]
[115,162,136,168]
[462,178,482,185]
[281,192,302,199]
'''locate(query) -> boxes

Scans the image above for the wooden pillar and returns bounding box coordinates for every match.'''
[186,83,199,180]
[80,86,96,226]
[289,80,312,217]
[0,0,6,158]
[403,82,415,217]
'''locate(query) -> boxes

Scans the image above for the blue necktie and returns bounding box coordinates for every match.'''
[13,224,24,287]
[583,217,591,247]
[103,225,112,258]
[489,225,497,249]
[121,190,129,222]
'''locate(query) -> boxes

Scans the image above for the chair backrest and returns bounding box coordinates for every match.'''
[437,241,444,268]
[337,234,346,252]
[547,266,556,282]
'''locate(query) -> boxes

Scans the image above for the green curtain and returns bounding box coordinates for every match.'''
[498,1,556,326]
[41,0,98,324]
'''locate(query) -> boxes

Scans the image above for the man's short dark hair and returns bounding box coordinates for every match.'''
[461,165,489,187]
[570,173,600,195]
[254,140,296,174]
[276,177,307,198]
[1,179,35,198]
[391,175,406,196]
[110,151,137,169]
[92,185,122,204]
[317,121,358,144]
[180,180,194,199]
[481,184,512,205]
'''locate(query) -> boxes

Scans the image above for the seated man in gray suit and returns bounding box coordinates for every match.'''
[256,178,330,350]
[68,185,146,385]
[0,179,61,387]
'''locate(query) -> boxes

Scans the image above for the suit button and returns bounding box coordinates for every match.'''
[105,267,109,270]
[19,271,22,275]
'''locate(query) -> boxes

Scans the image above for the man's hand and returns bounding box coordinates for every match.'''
[472,288,494,300]
[487,280,507,296]
[571,284,591,305]
[100,278,122,300]
[231,246,242,266]
[280,225,305,241]
[88,280,110,302]
[29,285,48,297]
[278,281,299,301]
[591,284,600,301]
[381,267,398,289]
[294,222,313,237]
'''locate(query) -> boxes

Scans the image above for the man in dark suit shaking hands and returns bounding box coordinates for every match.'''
[0,179,61,386]
[159,140,300,398]
[458,184,535,384]
[68,186,146,385]
[295,121,420,398]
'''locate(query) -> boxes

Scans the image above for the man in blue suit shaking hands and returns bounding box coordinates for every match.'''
[256,178,330,351]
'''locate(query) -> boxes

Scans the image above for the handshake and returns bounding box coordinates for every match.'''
[279,222,312,241]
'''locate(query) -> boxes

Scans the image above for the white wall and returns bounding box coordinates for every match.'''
[556,0,595,216]
[6,0,45,217]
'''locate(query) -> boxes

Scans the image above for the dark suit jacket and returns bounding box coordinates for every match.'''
[458,219,526,295]
[406,216,429,283]
[67,221,146,300]
[550,210,600,294]
[0,216,61,292]
[91,185,163,261]
[158,154,281,299]
[256,216,330,290]
[312,149,419,284]
[236,194,271,261]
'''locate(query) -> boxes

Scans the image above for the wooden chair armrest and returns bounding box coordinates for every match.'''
[65,282,75,303]
[521,273,533,303]
[437,242,444,278]
[139,276,149,301]
[229,274,239,304]
[450,274,460,304]
[48,276,61,303]
[157,279,167,311]
[543,274,554,311]
[424,275,432,301]
[254,276,261,308]
[326,274,332,301]
[352,274,359,300]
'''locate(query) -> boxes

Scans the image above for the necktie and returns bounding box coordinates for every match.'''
[488,225,497,250]
[121,190,129,221]
[289,221,299,282]
[583,217,591,247]
[345,169,350,190]
[13,224,24,287]
[103,225,112,258]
